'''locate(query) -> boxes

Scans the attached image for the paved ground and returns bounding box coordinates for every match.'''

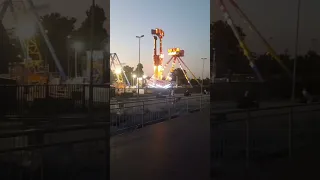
[211,100,298,112]
[110,108,210,180]
[211,103,320,179]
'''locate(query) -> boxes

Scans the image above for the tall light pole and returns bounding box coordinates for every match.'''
[89,0,95,110]
[201,58,207,94]
[291,0,301,101]
[136,35,144,98]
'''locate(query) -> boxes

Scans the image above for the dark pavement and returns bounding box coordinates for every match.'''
[211,103,320,179]
[110,108,210,180]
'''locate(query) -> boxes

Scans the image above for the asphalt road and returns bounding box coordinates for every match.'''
[110,108,210,180]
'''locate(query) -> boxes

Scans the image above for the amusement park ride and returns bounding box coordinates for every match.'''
[151,28,164,80]
[2,0,198,89]
[109,28,199,89]
[110,53,130,88]
[1,0,66,84]
[146,28,199,88]
[216,0,292,81]
[163,48,200,86]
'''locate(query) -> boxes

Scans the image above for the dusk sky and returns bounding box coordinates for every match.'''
[212,0,320,55]
[111,0,210,78]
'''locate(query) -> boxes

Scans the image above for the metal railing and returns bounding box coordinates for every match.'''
[0,84,210,116]
[110,95,210,135]
[0,94,209,179]
[0,84,114,115]
[211,102,320,170]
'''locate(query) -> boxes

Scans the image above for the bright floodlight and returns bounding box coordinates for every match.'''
[132,74,137,78]
[143,75,147,79]
[73,41,84,51]
[115,68,121,74]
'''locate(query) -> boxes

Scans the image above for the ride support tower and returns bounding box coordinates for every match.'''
[110,53,130,88]
[163,48,201,87]
[151,28,164,80]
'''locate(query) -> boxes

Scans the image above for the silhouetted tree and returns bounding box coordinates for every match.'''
[212,20,252,78]
[74,5,108,50]
[0,23,21,73]
[40,13,77,73]
[172,68,188,85]
[122,65,134,84]
[133,63,144,77]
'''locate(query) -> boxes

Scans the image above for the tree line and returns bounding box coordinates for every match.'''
[1,5,108,76]
[211,20,320,83]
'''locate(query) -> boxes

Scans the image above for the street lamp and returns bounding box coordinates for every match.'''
[136,35,144,98]
[201,58,207,94]
[73,41,84,77]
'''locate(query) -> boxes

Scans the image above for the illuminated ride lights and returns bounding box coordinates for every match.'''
[146,47,201,89]
[110,53,130,88]
[151,28,165,80]
[146,78,172,89]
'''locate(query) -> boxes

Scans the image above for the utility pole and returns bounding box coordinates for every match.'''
[136,35,144,98]
[201,58,207,94]
[291,0,301,102]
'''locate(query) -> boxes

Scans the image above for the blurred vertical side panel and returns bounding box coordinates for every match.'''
[210,1,215,179]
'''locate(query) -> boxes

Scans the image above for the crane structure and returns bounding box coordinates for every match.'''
[110,53,130,88]
[216,0,292,82]
[1,0,66,84]
[151,28,165,80]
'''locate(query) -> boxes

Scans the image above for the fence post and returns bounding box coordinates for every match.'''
[246,110,250,167]
[288,107,293,159]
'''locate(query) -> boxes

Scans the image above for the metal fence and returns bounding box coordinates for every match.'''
[0,84,114,115]
[211,102,320,171]
[110,95,210,135]
[0,119,109,180]
[0,84,209,116]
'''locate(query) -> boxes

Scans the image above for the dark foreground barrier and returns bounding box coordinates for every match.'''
[211,102,320,178]
[0,120,109,180]
[210,81,318,102]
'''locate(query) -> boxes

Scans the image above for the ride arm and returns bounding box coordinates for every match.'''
[228,0,291,78]
[216,0,264,82]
